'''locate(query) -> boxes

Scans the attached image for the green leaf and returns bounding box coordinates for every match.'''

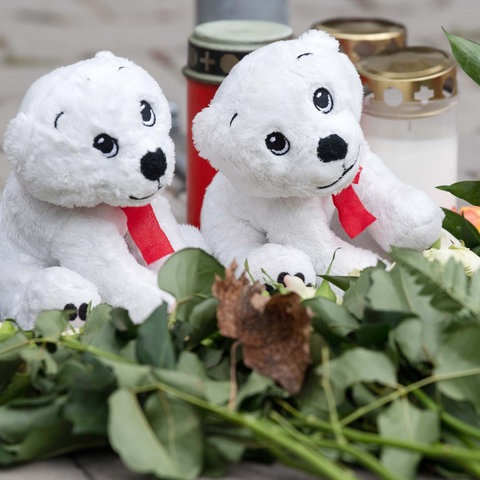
[158,248,224,300]
[0,321,19,342]
[444,29,480,85]
[33,310,69,340]
[441,208,480,249]
[342,269,373,318]
[378,399,439,479]
[296,370,329,417]
[1,418,105,465]
[306,296,359,341]
[390,319,424,367]
[184,297,219,347]
[80,303,113,343]
[235,371,276,408]
[0,372,33,405]
[0,331,28,394]
[108,389,191,479]
[110,308,137,341]
[0,396,65,443]
[354,309,409,348]
[136,303,175,369]
[101,358,152,389]
[390,247,480,316]
[437,180,480,205]
[61,354,117,435]
[435,324,480,411]
[176,352,230,405]
[82,309,135,360]
[321,347,397,402]
[0,331,28,360]
[368,266,423,314]
[20,346,58,391]
[154,368,207,401]
[202,435,246,477]
[144,391,203,479]
[159,249,224,332]
[360,266,450,353]
[319,275,353,292]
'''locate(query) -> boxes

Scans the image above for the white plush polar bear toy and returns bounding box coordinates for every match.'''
[193,30,444,285]
[0,51,201,328]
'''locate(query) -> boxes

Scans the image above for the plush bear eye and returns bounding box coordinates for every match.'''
[140,100,156,127]
[93,133,119,158]
[313,87,333,113]
[265,132,290,156]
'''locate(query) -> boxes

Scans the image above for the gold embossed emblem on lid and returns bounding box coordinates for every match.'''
[357,46,457,118]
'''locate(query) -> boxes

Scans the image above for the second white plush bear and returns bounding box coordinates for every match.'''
[193,30,444,285]
[0,52,203,328]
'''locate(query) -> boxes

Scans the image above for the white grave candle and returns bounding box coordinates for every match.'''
[358,47,458,209]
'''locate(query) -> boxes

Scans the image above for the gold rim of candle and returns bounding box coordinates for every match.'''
[311,17,406,63]
[358,46,457,118]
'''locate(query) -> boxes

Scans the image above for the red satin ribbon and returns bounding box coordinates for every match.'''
[332,168,376,238]
[121,205,174,264]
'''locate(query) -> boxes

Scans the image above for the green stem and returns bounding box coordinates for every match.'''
[58,338,131,364]
[321,347,345,444]
[278,401,480,464]
[1,335,130,366]
[0,339,30,356]
[413,388,480,442]
[340,367,480,427]
[271,411,401,480]
[134,381,357,480]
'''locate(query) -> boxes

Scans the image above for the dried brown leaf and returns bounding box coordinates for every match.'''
[212,263,311,394]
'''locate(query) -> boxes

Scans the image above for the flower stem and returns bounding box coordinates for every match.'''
[412,388,480,441]
[271,410,402,480]
[278,401,480,464]
[139,380,358,480]
[339,368,480,427]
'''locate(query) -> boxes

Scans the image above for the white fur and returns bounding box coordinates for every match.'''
[0,51,203,328]
[194,30,443,283]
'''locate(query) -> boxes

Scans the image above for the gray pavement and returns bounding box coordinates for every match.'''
[1,0,480,478]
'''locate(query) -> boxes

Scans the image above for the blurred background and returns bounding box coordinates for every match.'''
[1,0,479,221]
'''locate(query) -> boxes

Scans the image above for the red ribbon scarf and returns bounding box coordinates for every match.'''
[332,167,376,238]
[121,205,175,265]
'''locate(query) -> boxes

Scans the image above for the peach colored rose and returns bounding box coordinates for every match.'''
[458,206,480,230]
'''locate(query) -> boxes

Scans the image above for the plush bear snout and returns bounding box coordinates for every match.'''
[317,134,348,163]
[140,148,167,181]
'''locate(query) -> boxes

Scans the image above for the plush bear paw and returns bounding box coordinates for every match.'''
[125,287,175,324]
[324,246,381,276]
[244,244,317,287]
[265,271,312,293]
[14,267,101,330]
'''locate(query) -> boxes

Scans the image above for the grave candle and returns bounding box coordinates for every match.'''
[183,20,292,227]
[357,46,458,208]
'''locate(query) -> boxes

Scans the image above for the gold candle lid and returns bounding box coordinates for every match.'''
[311,17,406,63]
[358,46,457,118]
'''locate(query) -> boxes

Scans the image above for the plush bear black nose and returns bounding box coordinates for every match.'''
[140,148,167,181]
[317,134,348,162]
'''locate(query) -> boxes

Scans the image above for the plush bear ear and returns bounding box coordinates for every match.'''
[95,50,117,60]
[297,29,340,53]
[2,113,34,168]
[192,104,222,164]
